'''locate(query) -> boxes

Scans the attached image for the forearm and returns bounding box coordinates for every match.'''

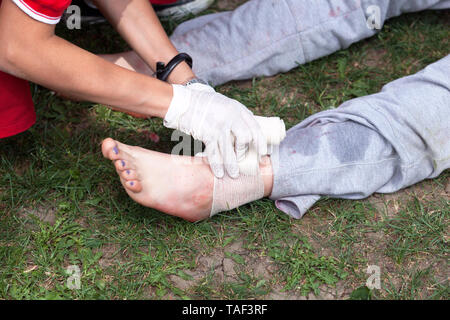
[0,0,172,118]
[1,34,172,118]
[93,0,195,84]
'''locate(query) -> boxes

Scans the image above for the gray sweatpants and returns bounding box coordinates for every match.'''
[170,0,450,218]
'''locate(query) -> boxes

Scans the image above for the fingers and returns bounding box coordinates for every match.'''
[205,141,224,178]
[218,133,239,179]
[235,142,249,163]
[232,122,251,162]
[241,111,268,158]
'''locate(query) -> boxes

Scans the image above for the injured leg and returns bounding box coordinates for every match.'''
[101,138,274,222]
[100,115,284,221]
[209,116,285,216]
[270,55,450,219]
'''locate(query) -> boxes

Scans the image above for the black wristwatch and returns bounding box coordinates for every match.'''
[156,53,193,82]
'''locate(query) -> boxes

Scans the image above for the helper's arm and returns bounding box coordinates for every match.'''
[0,0,171,118]
[0,0,268,178]
[92,0,195,85]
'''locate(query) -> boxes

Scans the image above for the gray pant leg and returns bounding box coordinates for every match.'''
[170,0,449,85]
[270,55,450,219]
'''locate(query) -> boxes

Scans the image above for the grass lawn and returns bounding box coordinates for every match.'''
[0,1,448,300]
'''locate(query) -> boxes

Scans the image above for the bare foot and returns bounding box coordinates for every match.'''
[101,138,213,222]
[101,138,274,222]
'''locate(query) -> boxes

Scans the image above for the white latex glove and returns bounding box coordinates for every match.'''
[185,82,216,93]
[164,84,267,178]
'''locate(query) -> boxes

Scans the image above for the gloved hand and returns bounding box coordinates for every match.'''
[185,82,216,93]
[164,84,267,178]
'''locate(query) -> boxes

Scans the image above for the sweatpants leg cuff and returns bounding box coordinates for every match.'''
[274,195,321,219]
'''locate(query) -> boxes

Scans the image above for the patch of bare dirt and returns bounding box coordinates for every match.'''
[96,243,126,268]
[267,285,306,300]
[268,281,352,300]
[18,205,57,227]
[167,233,354,299]
[167,239,282,296]
[362,47,388,68]
[368,179,448,218]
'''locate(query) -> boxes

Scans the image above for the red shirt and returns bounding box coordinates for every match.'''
[11,0,177,23]
[0,0,175,138]
[11,0,72,24]
[0,0,72,138]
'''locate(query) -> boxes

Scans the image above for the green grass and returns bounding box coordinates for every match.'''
[268,235,348,295]
[382,198,448,264]
[0,3,449,300]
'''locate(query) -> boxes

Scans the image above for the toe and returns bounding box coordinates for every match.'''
[124,179,142,193]
[119,168,138,180]
[114,159,132,171]
[114,140,138,158]
[102,138,136,165]
[102,138,118,159]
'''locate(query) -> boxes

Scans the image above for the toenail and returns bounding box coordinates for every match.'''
[113,147,119,154]
[126,170,130,175]
[121,160,125,167]
[130,181,134,186]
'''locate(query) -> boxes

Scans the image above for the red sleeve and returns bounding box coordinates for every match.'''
[12,0,72,24]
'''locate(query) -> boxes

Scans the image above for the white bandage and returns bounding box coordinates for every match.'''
[210,116,286,216]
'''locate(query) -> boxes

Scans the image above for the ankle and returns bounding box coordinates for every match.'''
[260,156,274,197]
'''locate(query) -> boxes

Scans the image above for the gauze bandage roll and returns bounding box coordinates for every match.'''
[238,116,286,175]
[210,116,286,217]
